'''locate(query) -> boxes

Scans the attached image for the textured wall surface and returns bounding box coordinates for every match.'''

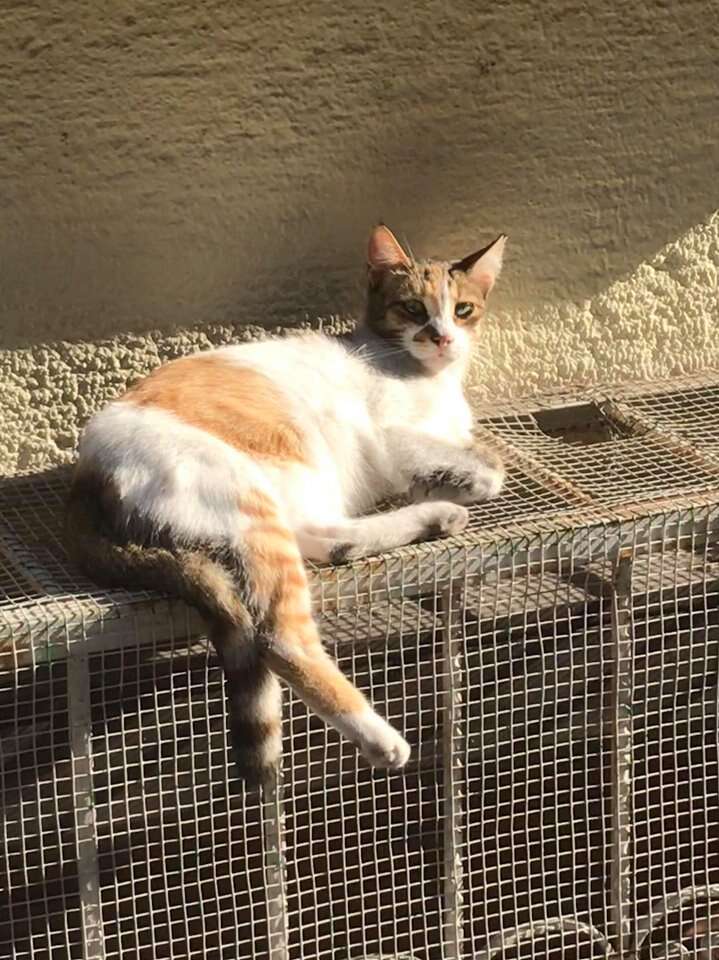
[3,215,718,473]
[1,1,718,472]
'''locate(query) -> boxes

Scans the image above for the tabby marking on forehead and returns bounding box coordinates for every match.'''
[366,255,488,342]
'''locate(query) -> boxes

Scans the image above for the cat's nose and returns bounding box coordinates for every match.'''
[430,330,454,349]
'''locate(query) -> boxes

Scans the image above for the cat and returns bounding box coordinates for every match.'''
[64,224,507,783]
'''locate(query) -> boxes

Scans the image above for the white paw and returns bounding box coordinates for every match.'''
[342,708,411,770]
[361,726,412,770]
[448,466,505,505]
[422,502,470,539]
[475,463,505,501]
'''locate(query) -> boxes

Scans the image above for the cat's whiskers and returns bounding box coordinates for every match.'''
[349,341,408,364]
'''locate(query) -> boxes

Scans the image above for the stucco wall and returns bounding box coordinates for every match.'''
[3,214,718,473]
[2,1,718,472]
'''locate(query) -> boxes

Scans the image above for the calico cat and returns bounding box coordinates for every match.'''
[64,225,506,782]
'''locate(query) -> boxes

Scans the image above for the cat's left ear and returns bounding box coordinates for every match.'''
[451,234,507,297]
[368,224,412,273]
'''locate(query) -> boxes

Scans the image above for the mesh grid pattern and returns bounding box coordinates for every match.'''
[616,383,719,462]
[89,628,272,960]
[3,376,719,959]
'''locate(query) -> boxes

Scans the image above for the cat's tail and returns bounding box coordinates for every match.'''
[65,469,410,780]
[63,474,283,785]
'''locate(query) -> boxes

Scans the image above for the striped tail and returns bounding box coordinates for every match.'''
[65,472,410,778]
[64,473,283,784]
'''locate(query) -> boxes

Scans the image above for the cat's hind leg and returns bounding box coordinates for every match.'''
[265,634,411,769]
[295,500,470,563]
[236,490,410,769]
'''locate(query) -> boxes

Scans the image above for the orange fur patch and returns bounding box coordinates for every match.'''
[249,522,296,541]
[283,569,307,589]
[276,611,314,632]
[243,489,278,519]
[266,643,367,714]
[239,489,312,625]
[238,487,368,718]
[124,354,308,463]
[236,485,362,715]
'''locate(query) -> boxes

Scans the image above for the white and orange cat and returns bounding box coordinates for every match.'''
[65,225,506,782]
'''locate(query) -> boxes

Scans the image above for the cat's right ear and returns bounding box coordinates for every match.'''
[367,224,412,275]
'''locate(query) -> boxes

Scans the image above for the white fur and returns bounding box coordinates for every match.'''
[437,273,455,336]
[79,332,486,549]
[80,403,268,543]
[400,279,473,372]
[335,706,411,769]
[400,320,470,373]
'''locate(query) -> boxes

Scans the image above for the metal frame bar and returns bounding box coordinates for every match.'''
[262,770,290,960]
[67,638,106,960]
[442,582,465,960]
[609,548,635,956]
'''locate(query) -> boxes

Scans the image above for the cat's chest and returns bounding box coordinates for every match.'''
[396,380,473,445]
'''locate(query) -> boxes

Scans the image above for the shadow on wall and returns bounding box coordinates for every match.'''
[1,1,718,349]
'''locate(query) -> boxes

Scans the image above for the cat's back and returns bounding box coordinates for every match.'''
[78,331,369,473]
[218,332,365,397]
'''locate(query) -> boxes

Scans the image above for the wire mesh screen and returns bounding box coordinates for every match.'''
[2,656,82,958]
[89,626,273,960]
[2,375,719,960]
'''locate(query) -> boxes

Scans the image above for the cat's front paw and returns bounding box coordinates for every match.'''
[466,453,505,503]
[419,502,470,540]
[411,452,505,505]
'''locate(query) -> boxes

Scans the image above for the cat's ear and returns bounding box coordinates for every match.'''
[368,224,412,273]
[452,234,507,297]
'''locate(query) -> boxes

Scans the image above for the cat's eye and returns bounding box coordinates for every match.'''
[402,299,427,318]
[455,302,474,319]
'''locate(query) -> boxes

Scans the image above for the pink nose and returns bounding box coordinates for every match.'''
[431,333,454,349]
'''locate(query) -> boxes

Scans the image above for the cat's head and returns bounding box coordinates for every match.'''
[364,224,506,373]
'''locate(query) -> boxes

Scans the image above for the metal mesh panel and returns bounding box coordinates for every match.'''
[630,514,719,960]
[88,623,273,960]
[614,381,719,463]
[284,584,452,960]
[1,656,83,959]
[460,535,615,960]
[3,375,719,960]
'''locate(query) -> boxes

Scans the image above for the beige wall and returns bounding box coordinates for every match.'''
[2,1,718,471]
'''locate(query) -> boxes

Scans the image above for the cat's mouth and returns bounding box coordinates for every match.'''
[405,330,464,371]
[412,345,463,372]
